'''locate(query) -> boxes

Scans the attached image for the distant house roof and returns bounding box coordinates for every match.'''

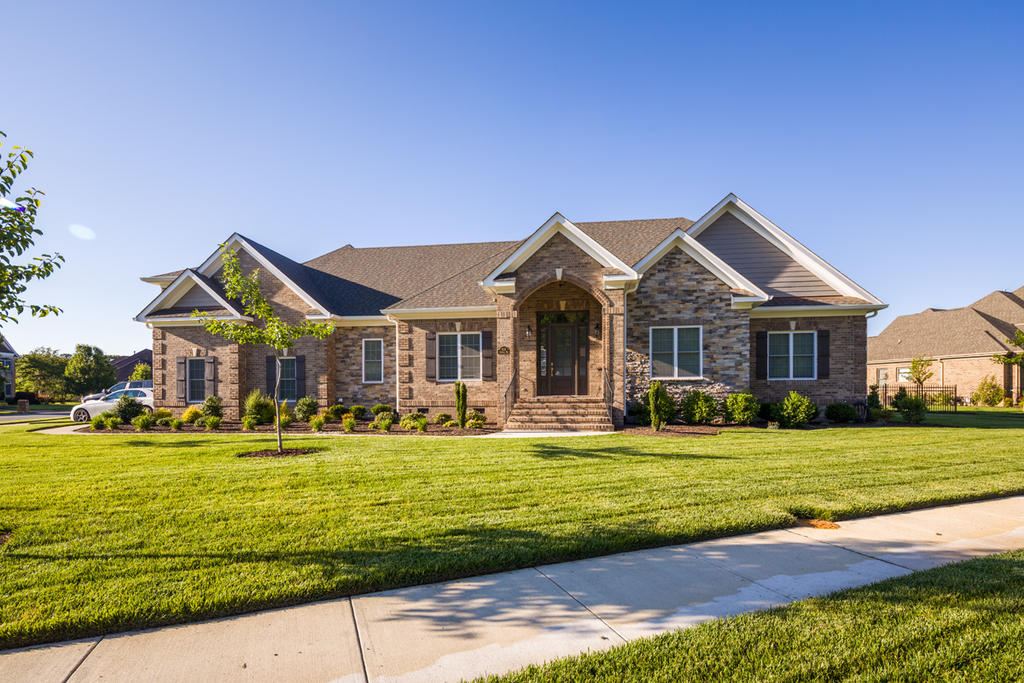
[868,286,1024,361]
[0,336,16,356]
[111,348,153,382]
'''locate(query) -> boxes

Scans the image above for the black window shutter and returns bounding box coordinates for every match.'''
[754,331,768,380]
[176,356,187,400]
[295,355,306,398]
[266,355,275,397]
[425,331,436,381]
[205,357,216,397]
[817,330,831,379]
[481,330,494,380]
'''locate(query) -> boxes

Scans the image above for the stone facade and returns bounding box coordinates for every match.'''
[625,249,750,410]
[749,315,867,406]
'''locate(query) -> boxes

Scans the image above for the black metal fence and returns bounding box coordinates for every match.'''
[878,384,958,413]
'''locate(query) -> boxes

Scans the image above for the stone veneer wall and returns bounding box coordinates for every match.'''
[749,314,866,405]
[398,318,500,420]
[625,248,749,411]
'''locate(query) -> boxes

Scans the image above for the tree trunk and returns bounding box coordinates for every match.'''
[274,350,283,454]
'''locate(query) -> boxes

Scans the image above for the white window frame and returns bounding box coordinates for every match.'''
[767,331,817,381]
[648,325,703,380]
[362,338,384,384]
[186,357,206,403]
[436,332,482,382]
[277,356,297,401]
[896,367,912,383]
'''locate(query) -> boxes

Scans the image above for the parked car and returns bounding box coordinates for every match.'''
[81,380,153,402]
[70,388,154,422]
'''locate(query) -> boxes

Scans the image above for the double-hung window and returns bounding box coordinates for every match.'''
[768,331,816,380]
[649,326,702,379]
[363,339,383,383]
[278,357,297,400]
[186,358,206,402]
[438,332,481,381]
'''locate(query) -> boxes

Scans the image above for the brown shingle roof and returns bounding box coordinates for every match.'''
[574,217,694,267]
[868,288,1024,361]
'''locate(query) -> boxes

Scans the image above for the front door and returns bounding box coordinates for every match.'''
[537,312,588,395]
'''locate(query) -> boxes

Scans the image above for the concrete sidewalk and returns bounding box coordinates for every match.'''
[3,496,1023,683]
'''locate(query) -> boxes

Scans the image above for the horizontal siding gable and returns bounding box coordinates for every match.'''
[695,213,838,297]
[175,283,221,309]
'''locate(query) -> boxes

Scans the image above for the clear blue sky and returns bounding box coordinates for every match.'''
[4,1,1022,356]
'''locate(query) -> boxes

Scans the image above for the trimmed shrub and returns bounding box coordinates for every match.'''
[869,406,894,423]
[193,416,208,428]
[443,420,459,428]
[112,394,145,422]
[153,409,173,421]
[723,392,758,425]
[325,403,347,421]
[467,409,485,423]
[779,391,816,429]
[373,413,393,432]
[132,413,156,431]
[432,412,452,425]
[415,417,428,432]
[243,389,276,424]
[204,416,222,431]
[170,418,184,430]
[103,416,122,430]
[342,417,356,432]
[295,396,318,422]
[241,416,257,431]
[400,413,426,431]
[679,390,717,425]
[201,395,223,418]
[278,401,293,422]
[89,415,106,430]
[647,381,674,430]
[455,381,468,428]
[278,414,293,429]
[309,415,326,432]
[370,403,392,416]
[972,375,1005,406]
[181,405,203,424]
[466,418,485,429]
[897,396,927,424]
[349,405,367,420]
[825,401,858,423]
[156,416,174,427]
[866,386,882,412]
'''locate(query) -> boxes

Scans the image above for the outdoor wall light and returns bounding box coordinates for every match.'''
[525,325,533,338]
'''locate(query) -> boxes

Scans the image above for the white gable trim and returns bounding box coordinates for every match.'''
[687,194,884,305]
[634,230,770,301]
[197,233,331,316]
[134,269,248,322]
[481,213,638,289]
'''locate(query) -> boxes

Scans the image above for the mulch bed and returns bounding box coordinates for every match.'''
[795,518,841,529]
[236,448,322,458]
[73,422,499,436]
[619,424,727,437]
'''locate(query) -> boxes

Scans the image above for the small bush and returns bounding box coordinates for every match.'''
[89,415,106,430]
[629,401,651,426]
[679,390,717,425]
[132,413,156,431]
[370,403,392,416]
[112,395,145,422]
[926,391,955,407]
[243,389,276,424]
[156,416,174,427]
[415,418,428,432]
[825,401,858,423]
[193,416,208,428]
[723,392,759,425]
[869,406,894,423]
[972,375,1005,406]
[170,418,184,430]
[466,418,485,429]
[349,405,366,420]
[153,409,173,421]
[897,396,927,424]
[373,413,393,432]
[278,401,293,421]
[342,417,356,432]
[466,409,485,423]
[443,420,459,428]
[325,403,347,421]
[400,413,426,430]
[242,416,257,431]
[648,381,674,431]
[295,396,318,422]
[432,412,452,425]
[1003,397,1014,408]
[278,414,293,429]
[309,415,326,432]
[866,385,882,412]
[181,405,203,424]
[103,416,122,430]
[201,395,223,418]
[779,391,817,428]
[204,416,222,431]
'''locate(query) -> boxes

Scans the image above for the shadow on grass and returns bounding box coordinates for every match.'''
[527,443,735,460]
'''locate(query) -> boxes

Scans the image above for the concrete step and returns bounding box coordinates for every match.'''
[508,408,611,417]
[504,422,615,432]
[515,396,606,404]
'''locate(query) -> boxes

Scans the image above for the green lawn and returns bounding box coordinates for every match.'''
[0,403,76,413]
[922,405,1024,428]
[486,549,1024,682]
[1,416,1023,648]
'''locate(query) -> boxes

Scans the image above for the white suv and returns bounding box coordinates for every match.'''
[82,380,153,402]
[70,388,155,422]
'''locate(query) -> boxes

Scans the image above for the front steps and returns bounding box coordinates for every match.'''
[504,396,615,432]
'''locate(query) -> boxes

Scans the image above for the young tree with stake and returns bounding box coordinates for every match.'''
[194,247,333,453]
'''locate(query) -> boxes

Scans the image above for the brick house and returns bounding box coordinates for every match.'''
[0,335,16,400]
[135,194,885,429]
[867,287,1024,403]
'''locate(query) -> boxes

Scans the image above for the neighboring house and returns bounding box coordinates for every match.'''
[111,349,154,382]
[0,335,17,400]
[135,194,885,429]
[868,287,1024,402]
